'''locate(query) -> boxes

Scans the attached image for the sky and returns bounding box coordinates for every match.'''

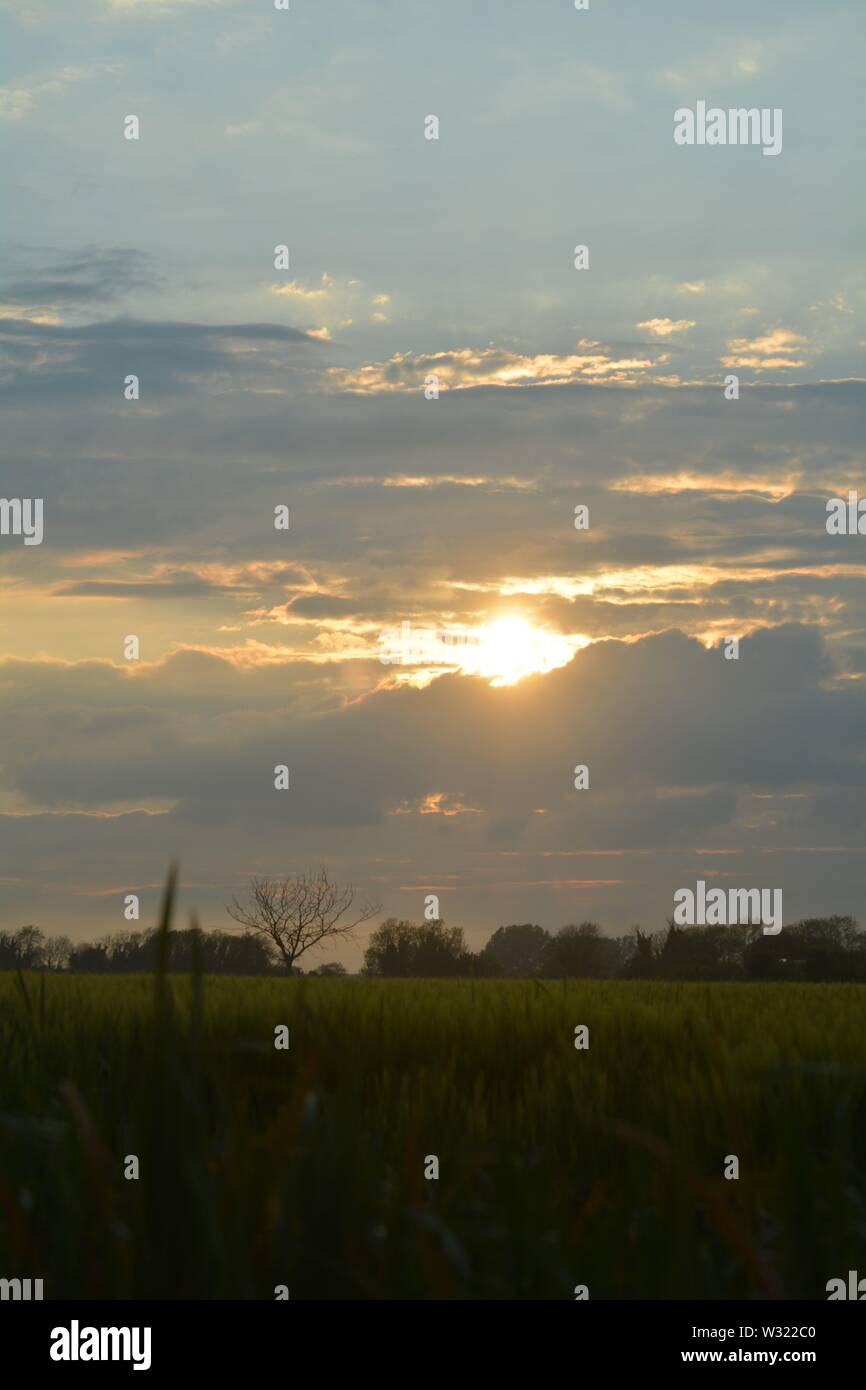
[1,0,864,968]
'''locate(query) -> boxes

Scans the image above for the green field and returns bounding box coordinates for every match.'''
[1,964,864,1300]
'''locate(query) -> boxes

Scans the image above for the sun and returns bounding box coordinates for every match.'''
[459,617,586,687]
[378,614,588,688]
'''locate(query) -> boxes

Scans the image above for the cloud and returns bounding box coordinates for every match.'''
[107,0,226,11]
[4,627,860,827]
[224,121,260,139]
[268,275,392,336]
[285,594,361,619]
[609,471,799,501]
[3,366,864,668]
[270,274,335,302]
[0,63,122,120]
[384,475,534,491]
[1,362,863,939]
[54,573,236,600]
[658,41,765,89]
[0,305,62,325]
[1,626,862,946]
[722,328,809,371]
[0,315,323,400]
[326,342,663,395]
[636,318,697,338]
[391,792,483,818]
[0,3,862,958]
[0,247,160,312]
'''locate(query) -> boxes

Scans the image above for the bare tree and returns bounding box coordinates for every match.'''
[226,867,379,973]
[42,935,73,971]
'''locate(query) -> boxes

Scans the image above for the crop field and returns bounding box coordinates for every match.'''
[1,956,865,1301]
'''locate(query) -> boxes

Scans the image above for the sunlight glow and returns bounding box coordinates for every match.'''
[460,618,585,685]
[378,615,588,686]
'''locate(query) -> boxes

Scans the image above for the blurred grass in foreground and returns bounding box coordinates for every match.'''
[1,885,864,1299]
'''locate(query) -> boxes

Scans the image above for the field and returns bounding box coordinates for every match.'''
[1,961,865,1300]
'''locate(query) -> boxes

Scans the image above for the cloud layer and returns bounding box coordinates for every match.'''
[1,0,864,962]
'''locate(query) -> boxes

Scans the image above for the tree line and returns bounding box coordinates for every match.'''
[0,924,277,975]
[2,914,866,982]
[362,916,866,981]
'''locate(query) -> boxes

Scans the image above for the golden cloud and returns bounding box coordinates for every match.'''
[270,273,334,302]
[325,342,662,395]
[722,327,808,371]
[610,470,800,501]
[636,318,696,337]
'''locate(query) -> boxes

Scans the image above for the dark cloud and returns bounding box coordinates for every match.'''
[55,574,240,600]
[287,594,360,617]
[2,373,863,662]
[0,314,324,401]
[0,246,161,305]
[4,623,864,842]
[1,626,863,951]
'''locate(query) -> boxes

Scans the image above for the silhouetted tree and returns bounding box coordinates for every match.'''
[68,942,111,973]
[543,922,619,978]
[227,867,379,973]
[364,919,470,977]
[0,926,47,970]
[41,935,73,971]
[656,921,753,980]
[479,923,549,977]
[618,927,656,978]
[361,919,416,976]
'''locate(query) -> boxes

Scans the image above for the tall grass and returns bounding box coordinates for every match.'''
[1,887,864,1297]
